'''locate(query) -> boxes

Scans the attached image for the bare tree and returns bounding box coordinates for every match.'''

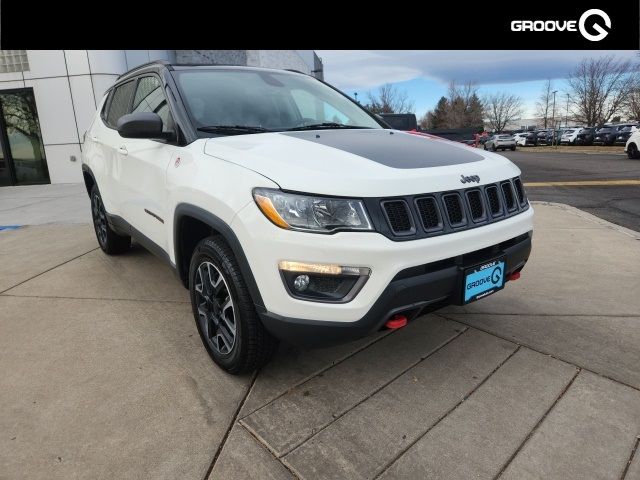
[443,81,484,129]
[535,79,554,128]
[483,93,523,132]
[624,77,640,121]
[365,84,414,114]
[567,56,636,126]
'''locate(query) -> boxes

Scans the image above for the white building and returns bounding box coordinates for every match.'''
[0,50,322,187]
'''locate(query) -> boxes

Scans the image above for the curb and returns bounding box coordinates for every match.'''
[531,201,640,240]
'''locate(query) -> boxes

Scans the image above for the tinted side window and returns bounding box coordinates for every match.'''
[132,76,174,133]
[106,80,135,127]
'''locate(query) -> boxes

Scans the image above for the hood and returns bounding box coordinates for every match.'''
[203,129,520,197]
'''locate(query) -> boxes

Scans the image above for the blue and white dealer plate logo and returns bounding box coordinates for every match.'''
[464,259,505,303]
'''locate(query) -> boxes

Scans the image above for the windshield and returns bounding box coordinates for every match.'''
[172,69,382,133]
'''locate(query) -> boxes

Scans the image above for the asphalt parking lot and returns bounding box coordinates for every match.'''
[1,162,640,479]
[501,150,640,232]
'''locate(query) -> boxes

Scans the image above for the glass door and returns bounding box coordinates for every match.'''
[0,88,49,185]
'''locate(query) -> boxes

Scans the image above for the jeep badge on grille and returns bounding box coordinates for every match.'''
[460,175,480,184]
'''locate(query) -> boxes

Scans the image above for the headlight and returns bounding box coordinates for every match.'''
[253,188,373,233]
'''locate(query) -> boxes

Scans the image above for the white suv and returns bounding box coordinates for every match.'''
[82,62,534,373]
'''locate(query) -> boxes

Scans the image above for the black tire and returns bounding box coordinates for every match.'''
[491,144,497,152]
[483,144,487,150]
[189,236,278,374]
[510,146,516,151]
[628,143,640,159]
[90,185,130,254]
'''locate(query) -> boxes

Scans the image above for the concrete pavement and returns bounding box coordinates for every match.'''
[1,186,639,479]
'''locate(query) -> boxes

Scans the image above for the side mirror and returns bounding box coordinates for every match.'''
[117,112,174,141]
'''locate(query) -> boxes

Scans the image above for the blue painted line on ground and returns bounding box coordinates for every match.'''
[0,225,22,231]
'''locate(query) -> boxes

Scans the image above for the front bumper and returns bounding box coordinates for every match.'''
[259,231,532,347]
[231,199,534,346]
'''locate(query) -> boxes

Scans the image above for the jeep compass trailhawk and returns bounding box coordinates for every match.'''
[82,61,533,373]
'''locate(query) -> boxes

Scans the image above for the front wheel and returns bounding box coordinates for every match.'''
[491,144,497,152]
[510,146,516,151]
[189,236,278,374]
[90,185,130,254]
[628,143,640,159]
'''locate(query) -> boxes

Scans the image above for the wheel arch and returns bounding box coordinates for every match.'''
[82,164,96,197]
[173,203,264,308]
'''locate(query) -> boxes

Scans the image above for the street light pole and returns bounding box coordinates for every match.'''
[354,92,358,104]
[565,93,570,127]
[551,90,557,147]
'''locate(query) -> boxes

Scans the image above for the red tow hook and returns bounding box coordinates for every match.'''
[385,314,408,329]
[508,271,521,281]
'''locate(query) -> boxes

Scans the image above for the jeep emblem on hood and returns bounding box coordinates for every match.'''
[460,174,480,184]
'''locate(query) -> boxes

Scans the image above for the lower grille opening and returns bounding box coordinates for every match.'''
[443,193,466,227]
[382,200,413,234]
[466,190,486,222]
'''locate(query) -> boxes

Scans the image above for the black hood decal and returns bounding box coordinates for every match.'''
[280,130,482,169]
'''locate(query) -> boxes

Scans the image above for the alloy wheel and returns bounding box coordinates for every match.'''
[194,261,236,355]
[92,194,108,247]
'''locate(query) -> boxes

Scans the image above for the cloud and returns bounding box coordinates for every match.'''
[317,50,639,90]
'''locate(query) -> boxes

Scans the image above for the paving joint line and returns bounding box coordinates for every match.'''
[621,436,640,480]
[436,313,640,393]
[439,312,639,318]
[240,422,301,479]
[0,293,190,304]
[493,367,581,479]
[238,328,396,420]
[204,370,259,480]
[277,326,470,459]
[372,344,522,479]
[0,248,99,295]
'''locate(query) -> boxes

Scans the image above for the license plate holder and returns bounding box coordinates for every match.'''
[463,257,506,304]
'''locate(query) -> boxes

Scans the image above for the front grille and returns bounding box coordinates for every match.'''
[513,177,526,206]
[376,177,528,241]
[382,200,413,234]
[443,193,465,226]
[415,197,442,231]
[501,181,517,212]
[466,190,485,222]
[485,185,502,216]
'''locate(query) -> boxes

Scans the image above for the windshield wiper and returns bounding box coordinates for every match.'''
[285,122,372,131]
[197,125,272,134]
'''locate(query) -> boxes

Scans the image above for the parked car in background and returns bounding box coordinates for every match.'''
[615,125,637,146]
[484,134,516,151]
[593,127,618,146]
[576,127,596,145]
[380,113,418,131]
[524,131,538,146]
[536,130,550,145]
[560,128,582,145]
[514,133,528,146]
[625,130,640,158]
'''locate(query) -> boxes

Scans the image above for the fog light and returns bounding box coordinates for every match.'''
[293,274,310,292]
[279,260,371,303]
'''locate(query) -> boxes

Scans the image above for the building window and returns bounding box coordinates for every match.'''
[0,88,49,186]
[0,50,30,73]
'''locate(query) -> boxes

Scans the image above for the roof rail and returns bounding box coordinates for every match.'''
[284,68,308,75]
[117,59,173,80]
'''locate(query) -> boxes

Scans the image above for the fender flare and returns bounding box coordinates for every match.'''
[173,203,264,309]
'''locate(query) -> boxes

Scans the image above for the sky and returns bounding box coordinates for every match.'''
[316,50,639,119]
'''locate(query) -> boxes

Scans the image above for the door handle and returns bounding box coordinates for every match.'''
[117,146,128,156]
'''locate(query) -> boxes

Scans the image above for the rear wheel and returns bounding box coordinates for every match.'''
[628,143,640,159]
[90,185,130,254]
[510,146,516,151]
[189,236,278,374]
[491,144,497,152]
